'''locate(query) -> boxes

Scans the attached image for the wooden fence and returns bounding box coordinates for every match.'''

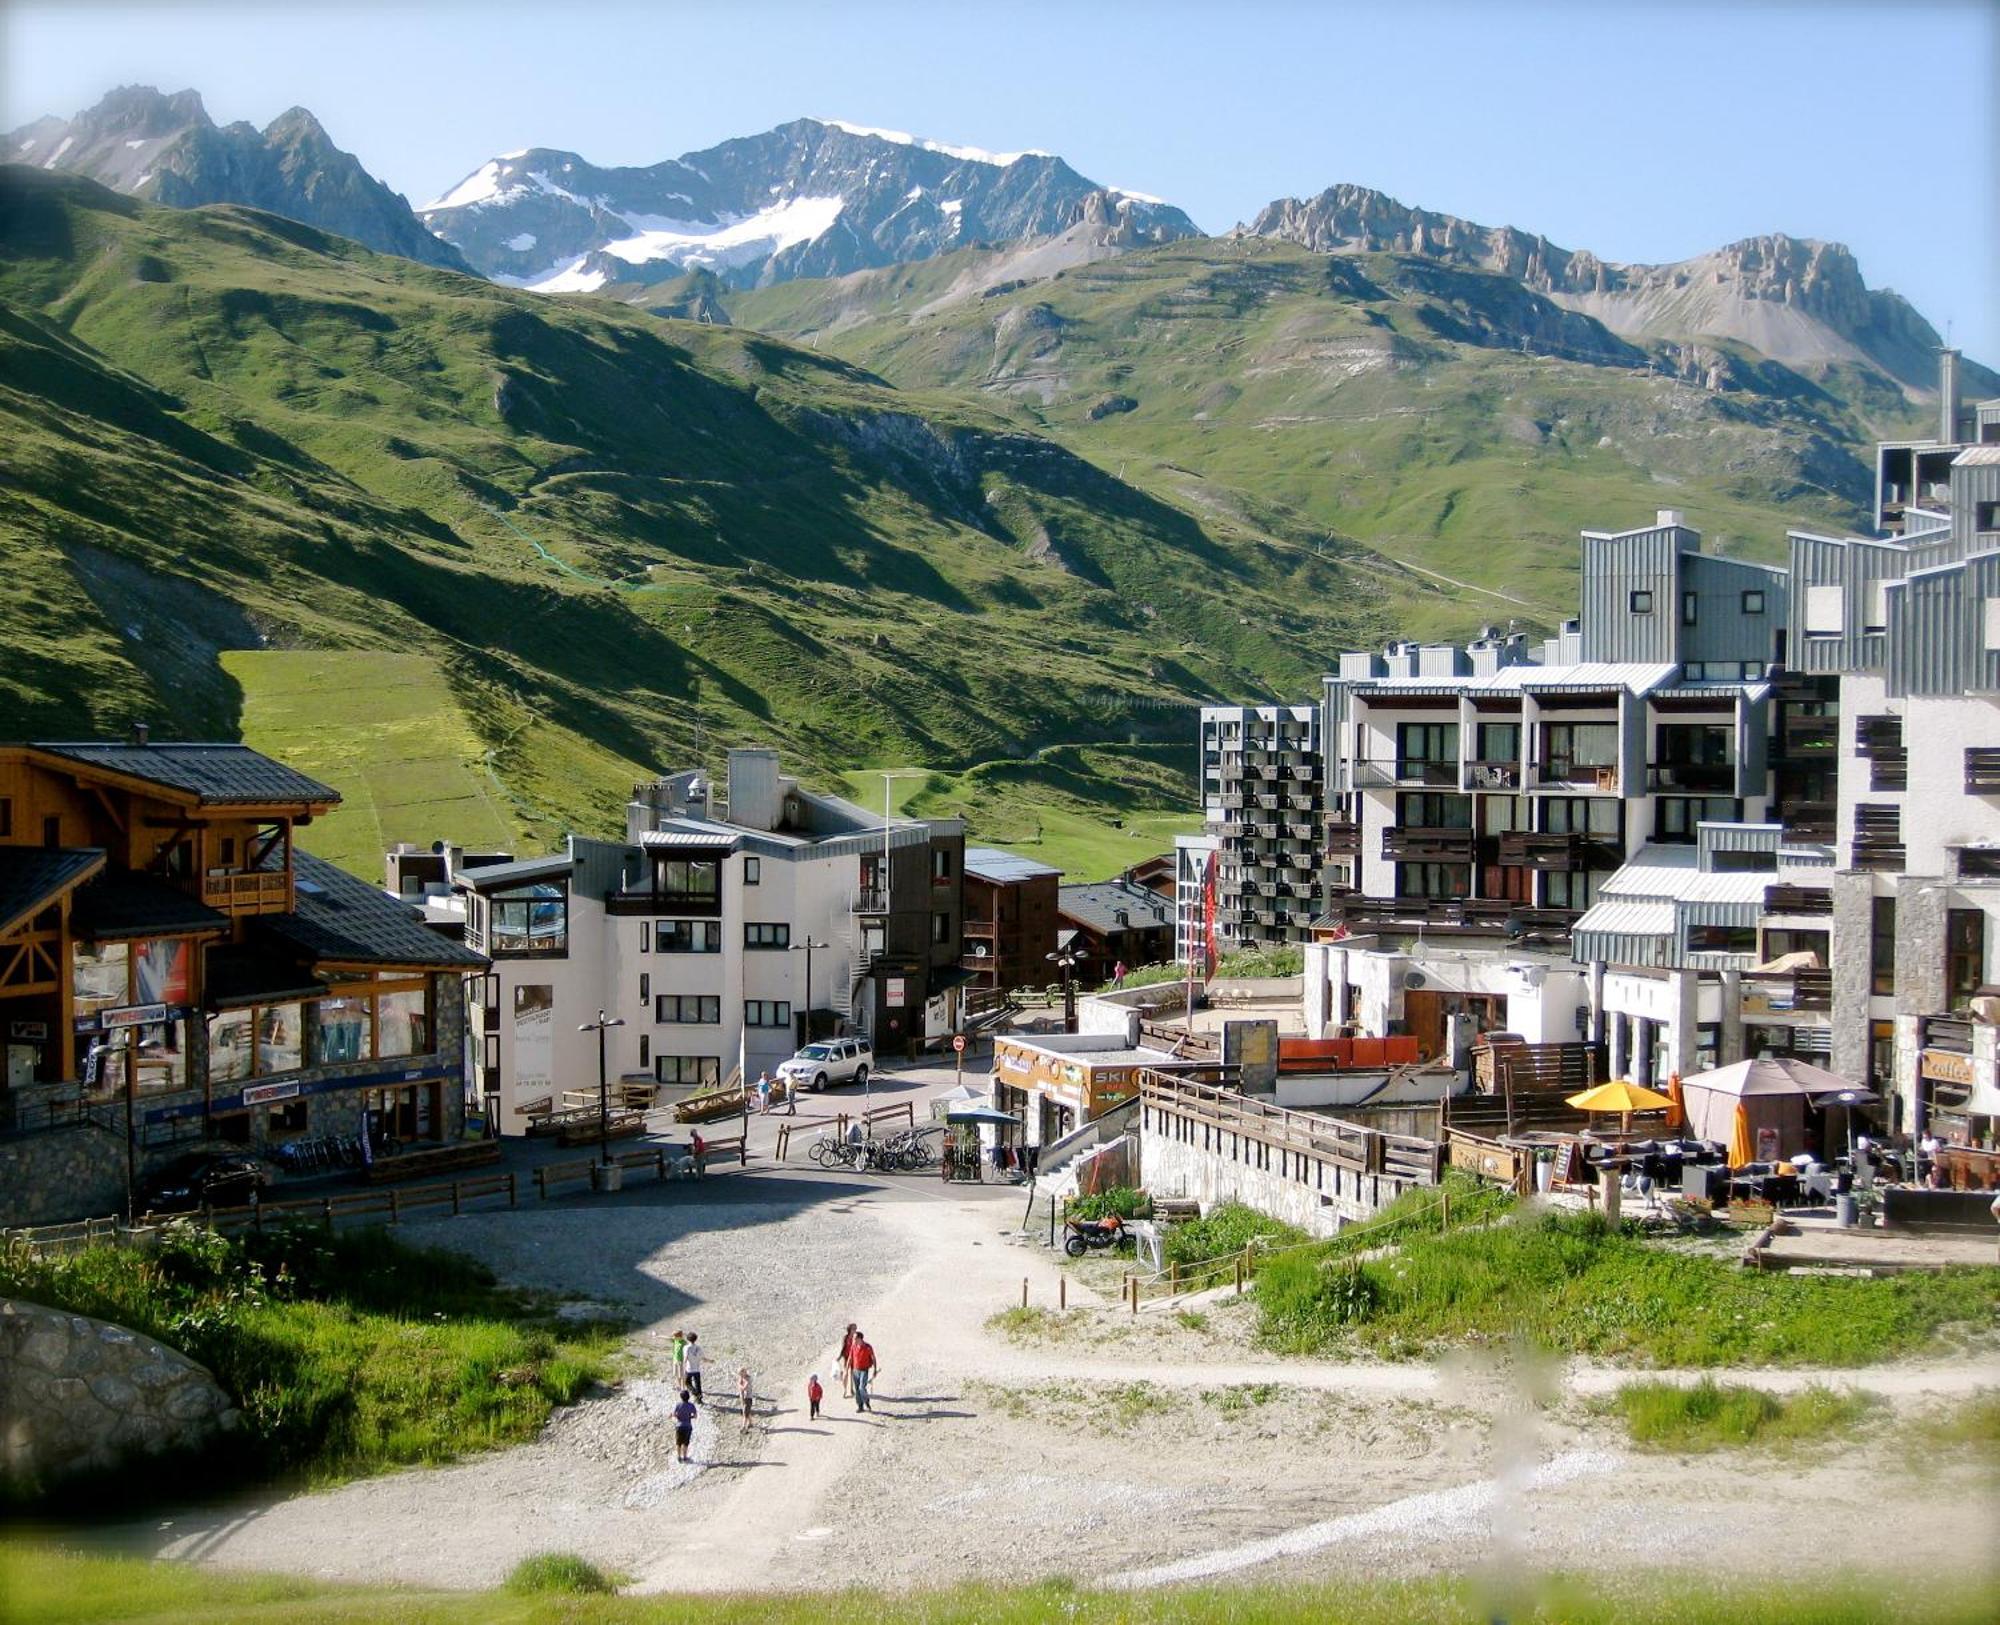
[772,1101,917,1162]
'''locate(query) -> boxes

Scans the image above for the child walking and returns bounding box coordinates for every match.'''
[685,1331,704,1401]
[807,1373,823,1420]
[737,1366,754,1426]
[670,1329,687,1391]
[672,1388,696,1463]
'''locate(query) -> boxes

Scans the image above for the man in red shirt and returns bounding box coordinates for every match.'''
[849,1332,877,1412]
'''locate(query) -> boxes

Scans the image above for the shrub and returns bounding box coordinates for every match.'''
[1615,1379,1873,1451]
[1069,1187,1149,1221]
[504,1552,617,1595]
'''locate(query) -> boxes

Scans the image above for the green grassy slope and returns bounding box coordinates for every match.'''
[731,238,1920,635]
[0,169,1414,864]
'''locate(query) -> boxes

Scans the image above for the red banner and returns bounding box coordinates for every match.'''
[1201,850,1218,978]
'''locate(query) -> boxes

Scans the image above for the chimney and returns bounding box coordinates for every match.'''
[1656,508,1685,529]
[130,722,150,747]
[1940,348,1962,444]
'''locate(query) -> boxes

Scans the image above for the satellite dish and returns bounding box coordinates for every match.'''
[1403,970,1427,990]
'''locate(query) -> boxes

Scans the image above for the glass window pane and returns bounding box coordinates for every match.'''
[377,988,429,1059]
[316,995,373,1063]
[74,942,129,1016]
[259,1001,305,1074]
[207,1008,255,1084]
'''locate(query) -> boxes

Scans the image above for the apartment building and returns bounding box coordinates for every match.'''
[1198,704,1323,951]
[456,749,965,1132]
[0,736,484,1225]
[961,847,1060,994]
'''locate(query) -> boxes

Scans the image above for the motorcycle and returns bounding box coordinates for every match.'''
[1063,1217,1129,1257]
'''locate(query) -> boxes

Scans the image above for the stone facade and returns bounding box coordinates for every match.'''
[1,1297,239,1490]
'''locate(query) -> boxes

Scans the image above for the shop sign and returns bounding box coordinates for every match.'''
[9,1021,48,1040]
[1922,1049,1976,1085]
[242,1080,302,1106]
[886,977,907,1004]
[1000,1052,1030,1074]
[102,1003,168,1030]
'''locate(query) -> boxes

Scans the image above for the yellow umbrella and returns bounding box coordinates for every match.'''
[1568,1079,1677,1140]
[1728,1102,1756,1170]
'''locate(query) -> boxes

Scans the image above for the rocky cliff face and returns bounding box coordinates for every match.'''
[422,117,1200,292]
[4,86,471,273]
[1243,184,1962,393]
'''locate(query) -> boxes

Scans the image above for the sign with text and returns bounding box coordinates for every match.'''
[1921,1049,1976,1086]
[885,977,907,1004]
[101,1003,168,1030]
[242,1079,302,1106]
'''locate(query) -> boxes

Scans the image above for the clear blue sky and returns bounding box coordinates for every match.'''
[5,0,1995,362]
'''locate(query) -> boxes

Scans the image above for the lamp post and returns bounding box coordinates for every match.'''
[789,936,827,1047]
[1047,948,1082,1035]
[578,1010,626,1168]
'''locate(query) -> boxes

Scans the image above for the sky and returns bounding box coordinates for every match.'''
[5,0,1996,362]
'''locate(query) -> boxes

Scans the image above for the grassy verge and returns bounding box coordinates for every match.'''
[1611,1380,1875,1452]
[4,1538,1996,1624]
[1254,1208,2000,1365]
[0,1222,619,1505]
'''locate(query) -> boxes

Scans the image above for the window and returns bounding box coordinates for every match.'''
[315,995,374,1063]
[654,1055,721,1087]
[42,815,59,848]
[932,911,951,945]
[639,973,650,1002]
[1539,721,1618,780]
[651,857,720,901]
[744,999,792,1027]
[1655,797,1738,843]
[1474,722,1518,764]
[657,995,721,1024]
[1687,923,1756,955]
[72,941,131,1017]
[1542,797,1620,837]
[206,999,307,1084]
[1710,849,1776,873]
[1985,597,2000,652]
[1946,909,1987,1008]
[932,848,953,882]
[1866,581,1890,635]
[656,920,721,953]
[489,882,568,954]
[269,1099,308,1134]
[1396,792,1472,829]
[743,857,761,886]
[219,837,237,866]
[1803,583,1844,637]
[0,798,10,838]
[639,923,651,954]
[1682,591,1698,627]
[1396,722,1458,779]
[1741,590,1766,615]
[1976,500,1998,532]
[377,988,432,1058]
[639,1035,650,1068]
[1394,862,1469,900]
[1542,870,1597,911]
[744,921,791,949]
[1629,590,1654,614]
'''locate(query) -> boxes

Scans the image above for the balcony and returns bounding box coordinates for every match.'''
[1967,748,2000,795]
[1535,762,1620,793]
[1326,897,1576,946]
[852,886,888,914]
[1496,831,1615,872]
[1867,749,1908,792]
[1352,758,1457,788]
[1780,801,1836,841]
[1466,760,1520,790]
[1381,825,1475,862]
[1851,806,1904,872]
[201,869,292,916]
[1647,761,1736,794]
[1742,967,1833,1017]
[1763,884,1833,916]
[1922,1013,1975,1056]
[1777,713,1838,757]
[1323,817,1360,855]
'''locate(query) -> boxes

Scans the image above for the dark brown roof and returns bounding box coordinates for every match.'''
[201,944,328,1009]
[31,741,339,806]
[71,871,231,941]
[0,846,107,937]
[256,852,486,969]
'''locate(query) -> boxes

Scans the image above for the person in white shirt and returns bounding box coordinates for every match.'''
[684,1331,705,1402]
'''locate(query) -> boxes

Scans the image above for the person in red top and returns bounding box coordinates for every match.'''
[849,1333,878,1413]
[807,1372,824,1420]
[837,1322,858,1395]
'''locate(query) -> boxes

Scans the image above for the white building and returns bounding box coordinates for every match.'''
[450,750,965,1133]
[1198,704,1322,950]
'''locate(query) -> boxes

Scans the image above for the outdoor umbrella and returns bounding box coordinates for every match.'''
[1679,1056,1861,1157]
[1729,1103,1756,1170]
[1664,1073,1687,1132]
[1567,1079,1675,1137]
[944,1105,1023,1127]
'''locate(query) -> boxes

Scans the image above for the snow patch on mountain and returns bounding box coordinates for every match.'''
[506,232,537,251]
[820,118,1046,167]
[424,160,505,211]
[610,195,846,272]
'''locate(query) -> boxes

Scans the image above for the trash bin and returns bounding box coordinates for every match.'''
[593,1162,624,1193]
[1835,1193,1858,1228]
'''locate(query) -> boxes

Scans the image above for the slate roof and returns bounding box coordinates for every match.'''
[258,852,487,968]
[965,846,1061,883]
[1058,879,1174,935]
[0,846,107,937]
[31,741,339,806]
[201,944,328,1009]
[71,871,231,941]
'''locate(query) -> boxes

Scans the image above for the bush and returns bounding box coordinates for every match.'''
[1215,944,1303,978]
[1614,1379,1874,1451]
[1069,1187,1149,1221]
[1164,1202,1306,1269]
[504,1552,617,1595]
[1257,1251,1383,1351]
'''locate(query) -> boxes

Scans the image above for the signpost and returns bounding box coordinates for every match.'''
[953,1031,966,1088]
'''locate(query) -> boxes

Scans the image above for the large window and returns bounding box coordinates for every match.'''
[1396,722,1458,779]
[1542,797,1620,837]
[744,922,791,949]
[653,857,720,903]
[206,999,306,1085]
[656,920,722,953]
[1870,896,1896,996]
[490,882,568,955]
[72,941,130,1018]
[1655,797,1738,844]
[657,995,722,1024]
[654,1055,721,1087]
[1395,792,1472,829]
[377,988,432,1059]
[1946,909,1987,1008]
[1542,871,1597,911]
[1687,923,1757,955]
[744,999,792,1028]
[315,978,433,1065]
[93,1019,189,1097]
[315,995,373,1063]
[1539,721,1618,781]
[1395,863,1468,900]
[1474,722,1519,763]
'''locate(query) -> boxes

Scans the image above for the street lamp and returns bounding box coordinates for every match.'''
[578,1010,626,1167]
[789,937,827,1047]
[1046,947,1083,1035]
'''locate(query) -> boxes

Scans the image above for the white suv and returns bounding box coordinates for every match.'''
[778,1038,873,1092]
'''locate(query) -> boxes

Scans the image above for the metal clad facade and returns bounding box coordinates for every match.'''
[1680,553,1788,667]
[1950,464,2000,552]
[1579,528,1681,664]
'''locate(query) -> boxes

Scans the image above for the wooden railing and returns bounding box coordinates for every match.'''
[1139,1070,1440,1186]
[200,870,292,915]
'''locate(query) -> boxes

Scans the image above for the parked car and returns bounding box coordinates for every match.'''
[139,1153,275,1214]
[777,1037,873,1092]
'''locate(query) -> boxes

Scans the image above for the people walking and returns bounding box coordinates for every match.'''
[756,1071,772,1114]
[807,1373,823,1420]
[685,1331,704,1401]
[738,1366,754,1425]
[670,1329,688,1391]
[691,1129,707,1178]
[850,1331,877,1413]
[837,1322,858,1396]
[672,1388,697,1463]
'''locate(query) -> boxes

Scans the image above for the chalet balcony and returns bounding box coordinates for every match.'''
[1496,831,1615,871]
[201,869,293,916]
[1867,749,1908,792]
[1326,897,1576,946]
[1763,883,1833,916]
[1851,838,1906,872]
[1381,825,1474,862]
[1967,749,2000,795]
[1323,816,1360,855]
[1647,761,1736,794]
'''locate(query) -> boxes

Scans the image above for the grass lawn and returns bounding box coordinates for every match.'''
[0,1223,616,1505]
[3,1540,1995,1625]
[1255,1208,2000,1365]
[1610,1379,1875,1452]
[225,650,521,878]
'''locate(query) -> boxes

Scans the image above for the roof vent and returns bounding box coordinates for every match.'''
[131,722,150,747]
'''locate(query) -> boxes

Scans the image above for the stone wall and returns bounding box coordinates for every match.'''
[1139,1115,1418,1236]
[1,1297,239,1491]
